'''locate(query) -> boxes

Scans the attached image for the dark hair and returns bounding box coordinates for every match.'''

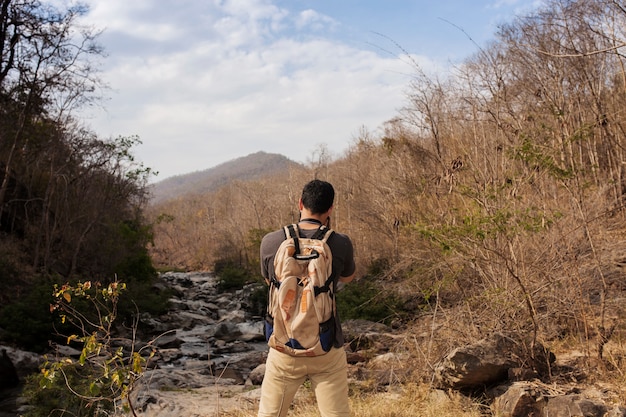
[301,179,334,214]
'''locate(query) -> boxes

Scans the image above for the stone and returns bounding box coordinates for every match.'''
[0,349,19,389]
[213,322,242,342]
[606,406,626,417]
[152,333,183,349]
[342,319,394,352]
[433,332,554,391]
[490,381,624,417]
[236,321,264,342]
[249,364,266,385]
[492,382,548,417]
[544,395,607,417]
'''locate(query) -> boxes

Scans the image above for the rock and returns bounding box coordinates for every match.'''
[0,346,42,380]
[215,367,245,384]
[0,349,18,389]
[236,321,264,342]
[154,348,182,364]
[365,352,411,386]
[49,343,82,358]
[492,382,549,417]
[433,332,554,391]
[607,406,626,417]
[369,352,402,367]
[183,359,213,371]
[434,333,518,390]
[213,340,254,354]
[219,308,246,324]
[249,364,266,385]
[508,367,539,381]
[140,368,218,390]
[180,342,210,360]
[545,395,607,417]
[213,322,242,342]
[152,333,183,349]
[343,319,392,334]
[491,381,625,417]
[342,319,395,352]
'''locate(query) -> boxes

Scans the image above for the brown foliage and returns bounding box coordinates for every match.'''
[148,0,626,383]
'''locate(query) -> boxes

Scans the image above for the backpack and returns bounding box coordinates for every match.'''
[264,224,336,356]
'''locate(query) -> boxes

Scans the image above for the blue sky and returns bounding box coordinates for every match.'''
[73,0,543,181]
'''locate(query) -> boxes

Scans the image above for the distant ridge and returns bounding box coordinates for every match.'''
[149,151,303,204]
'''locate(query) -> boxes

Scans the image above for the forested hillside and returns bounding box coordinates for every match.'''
[148,0,626,398]
[0,1,164,353]
[149,151,302,204]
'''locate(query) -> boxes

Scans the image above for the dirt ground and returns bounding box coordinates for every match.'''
[128,385,262,417]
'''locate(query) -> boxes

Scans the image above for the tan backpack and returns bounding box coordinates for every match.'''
[264,224,336,356]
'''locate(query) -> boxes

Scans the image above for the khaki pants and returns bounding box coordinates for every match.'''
[258,346,350,417]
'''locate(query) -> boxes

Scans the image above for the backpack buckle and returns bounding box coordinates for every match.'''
[295,250,319,261]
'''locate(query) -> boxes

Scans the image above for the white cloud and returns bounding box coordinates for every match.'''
[72,0,439,180]
[296,9,338,31]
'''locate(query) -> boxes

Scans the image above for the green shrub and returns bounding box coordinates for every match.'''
[22,363,115,417]
[117,276,172,320]
[111,220,157,282]
[0,278,59,352]
[20,281,154,416]
[366,257,391,277]
[337,279,405,324]
[214,261,253,291]
[247,283,268,317]
[0,274,170,352]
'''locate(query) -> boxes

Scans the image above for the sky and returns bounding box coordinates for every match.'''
[71,0,544,182]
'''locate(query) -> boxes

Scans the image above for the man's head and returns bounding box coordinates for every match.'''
[300,179,334,215]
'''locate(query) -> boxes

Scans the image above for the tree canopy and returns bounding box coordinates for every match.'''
[0,0,160,351]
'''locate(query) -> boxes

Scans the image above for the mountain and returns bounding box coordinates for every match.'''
[149,151,303,204]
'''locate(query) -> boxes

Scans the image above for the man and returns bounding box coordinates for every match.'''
[258,179,356,417]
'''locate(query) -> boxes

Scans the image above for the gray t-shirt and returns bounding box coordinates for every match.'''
[260,225,356,347]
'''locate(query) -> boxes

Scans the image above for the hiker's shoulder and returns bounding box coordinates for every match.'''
[261,227,288,247]
[328,230,353,246]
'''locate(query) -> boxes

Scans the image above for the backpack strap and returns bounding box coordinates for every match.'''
[312,226,336,296]
[314,273,336,296]
[269,224,300,290]
[285,224,300,254]
[310,224,332,241]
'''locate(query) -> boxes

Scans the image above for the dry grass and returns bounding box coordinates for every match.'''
[348,384,487,417]
[219,383,489,417]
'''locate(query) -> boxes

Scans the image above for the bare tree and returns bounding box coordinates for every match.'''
[0,0,102,222]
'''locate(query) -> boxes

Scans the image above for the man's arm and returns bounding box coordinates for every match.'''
[260,229,285,286]
[260,234,272,285]
[339,272,355,283]
[337,234,356,283]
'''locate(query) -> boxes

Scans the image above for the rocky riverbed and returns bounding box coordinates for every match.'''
[126,271,268,415]
[1,271,270,416]
[2,271,626,417]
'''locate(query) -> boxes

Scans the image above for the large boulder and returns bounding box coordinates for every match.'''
[433,333,554,391]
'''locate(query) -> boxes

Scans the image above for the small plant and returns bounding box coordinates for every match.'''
[247,283,268,317]
[215,261,253,291]
[24,280,155,416]
[337,279,405,324]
